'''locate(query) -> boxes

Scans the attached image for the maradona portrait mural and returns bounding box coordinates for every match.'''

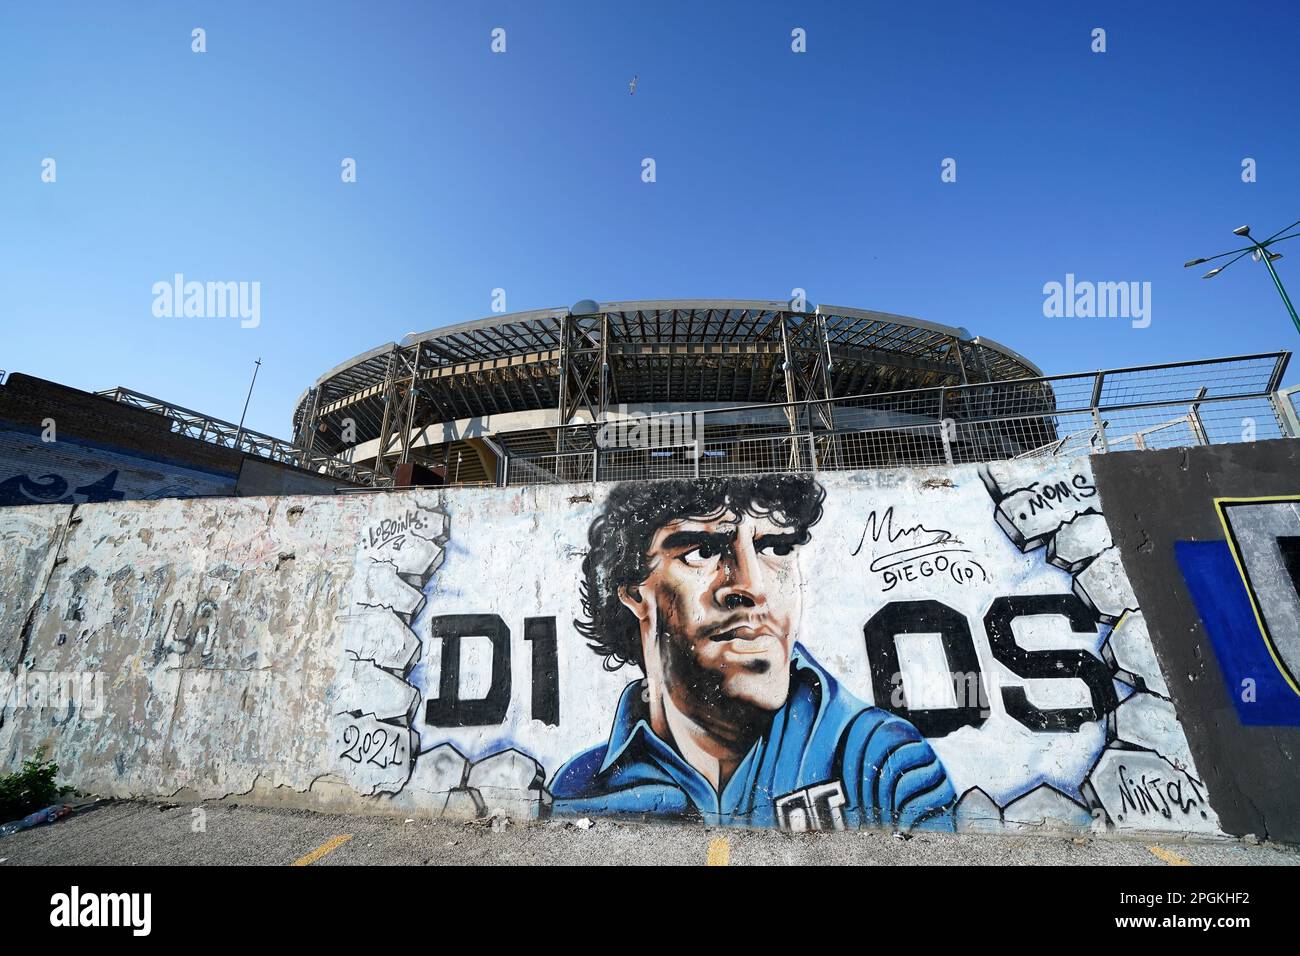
[552,475,956,830]
[333,459,1221,836]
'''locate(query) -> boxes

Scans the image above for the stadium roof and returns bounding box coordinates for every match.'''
[293,299,1041,451]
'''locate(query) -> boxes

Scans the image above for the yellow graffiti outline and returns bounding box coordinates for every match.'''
[1213,495,1300,698]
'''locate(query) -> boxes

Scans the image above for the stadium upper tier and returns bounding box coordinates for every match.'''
[292,299,1042,482]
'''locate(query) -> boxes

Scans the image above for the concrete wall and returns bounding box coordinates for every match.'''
[1093,439,1300,843]
[1,451,1246,838]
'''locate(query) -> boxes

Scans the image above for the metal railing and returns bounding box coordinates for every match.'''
[95,386,381,485]
[1281,384,1300,437]
[498,351,1294,486]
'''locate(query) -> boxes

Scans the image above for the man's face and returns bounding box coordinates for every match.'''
[621,506,805,726]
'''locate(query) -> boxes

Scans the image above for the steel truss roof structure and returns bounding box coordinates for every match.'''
[293,299,1042,482]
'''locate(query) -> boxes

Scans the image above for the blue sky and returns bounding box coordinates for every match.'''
[2,0,1298,437]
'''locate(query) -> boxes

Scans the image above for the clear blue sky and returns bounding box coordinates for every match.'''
[3,0,1298,438]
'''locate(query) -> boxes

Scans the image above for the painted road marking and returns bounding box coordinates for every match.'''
[293,834,353,867]
[1147,846,1191,866]
[707,836,730,866]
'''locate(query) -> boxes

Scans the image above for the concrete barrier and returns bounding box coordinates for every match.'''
[1094,438,1300,843]
[1,445,1294,839]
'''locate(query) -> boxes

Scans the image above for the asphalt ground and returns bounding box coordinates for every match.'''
[1,798,1296,866]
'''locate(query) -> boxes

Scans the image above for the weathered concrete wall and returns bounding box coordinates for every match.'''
[1093,438,1300,843]
[0,456,1236,836]
[0,507,71,671]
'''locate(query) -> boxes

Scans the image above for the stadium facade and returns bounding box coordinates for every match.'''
[292,299,1047,486]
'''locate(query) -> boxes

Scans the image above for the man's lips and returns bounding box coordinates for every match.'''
[709,626,779,654]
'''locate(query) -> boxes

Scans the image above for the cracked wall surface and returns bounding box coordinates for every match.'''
[968,459,1216,835]
[0,454,1252,837]
[0,505,71,672]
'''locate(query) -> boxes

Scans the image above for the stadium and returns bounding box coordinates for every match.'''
[291,298,1288,487]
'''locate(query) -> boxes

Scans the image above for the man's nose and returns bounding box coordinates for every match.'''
[723,592,753,610]
[716,536,763,610]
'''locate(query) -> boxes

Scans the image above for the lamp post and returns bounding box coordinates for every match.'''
[234,357,262,450]
[1185,219,1300,336]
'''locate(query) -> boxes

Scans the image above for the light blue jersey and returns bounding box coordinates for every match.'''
[551,645,956,831]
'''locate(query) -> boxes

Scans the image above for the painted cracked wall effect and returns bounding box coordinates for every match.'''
[0,459,1218,836]
[975,462,1213,834]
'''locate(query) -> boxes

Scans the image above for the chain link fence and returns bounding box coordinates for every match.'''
[499,352,1293,486]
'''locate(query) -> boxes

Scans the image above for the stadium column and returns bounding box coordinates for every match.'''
[555,310,608,454]
[399,345,422,464]
[779,308,836,469]
[374,346,399,479]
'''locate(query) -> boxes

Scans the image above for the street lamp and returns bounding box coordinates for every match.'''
[1185,218,1300,336]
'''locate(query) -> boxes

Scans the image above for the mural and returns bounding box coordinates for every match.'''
[552,475,954,830]
[1176,494,1300,726]
[329,459,1219,835]
[333,504,440,796]
[0,426,234,505]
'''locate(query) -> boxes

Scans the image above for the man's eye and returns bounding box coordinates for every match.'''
[760,541,795,557]
[680,543,720,566]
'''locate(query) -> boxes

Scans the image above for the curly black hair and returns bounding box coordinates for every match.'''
[575,474,826,671]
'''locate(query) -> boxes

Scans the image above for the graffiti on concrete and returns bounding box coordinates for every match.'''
[0,470,129,506]
[0,427,233,505]
[331,500,554,817]
[0,459,1218,836]
[1217,497,1300,692]
[1176,494,1300,726]
[320,461,1220,835]
[331,505,443,795]
[963,462,1210,833]
[851,505,988,591]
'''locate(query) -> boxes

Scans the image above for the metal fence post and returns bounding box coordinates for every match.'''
[938,387,953,466]
[807,433,818,472]
[1188,387,1209,445]
[1273,387,1300,437]
[1090,408,1109,453]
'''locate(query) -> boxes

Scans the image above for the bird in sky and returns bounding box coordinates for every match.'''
[629,74,638,95]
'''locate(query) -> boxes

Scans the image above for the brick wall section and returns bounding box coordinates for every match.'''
[0,374,244,475]
[0,373,355,496]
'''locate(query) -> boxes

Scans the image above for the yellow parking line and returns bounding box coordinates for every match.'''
[1147,845,1191,866]
[293,834,353,867]
[706,836,730,867]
